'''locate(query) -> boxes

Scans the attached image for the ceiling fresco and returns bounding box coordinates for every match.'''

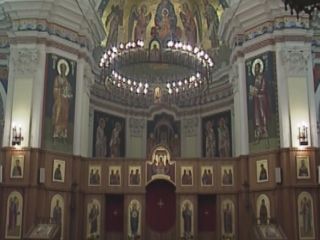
[101,0,228,51]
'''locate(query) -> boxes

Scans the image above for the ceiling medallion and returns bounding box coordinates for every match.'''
[99,39,214,98]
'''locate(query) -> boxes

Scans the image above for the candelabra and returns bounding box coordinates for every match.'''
[298,124,308,146]
[12,125,24,146]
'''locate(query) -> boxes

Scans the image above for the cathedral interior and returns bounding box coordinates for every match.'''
[0,0,320,239]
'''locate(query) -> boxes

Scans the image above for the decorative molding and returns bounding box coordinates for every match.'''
[280,46,310,77]
[230,64,239,94]
[129,118,145,137]
[12,19,90,50]
[183,118,199,137]
[84,64,95,95]
[12,48,39,76]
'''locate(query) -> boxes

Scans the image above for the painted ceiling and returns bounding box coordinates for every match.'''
[100,0,228,50]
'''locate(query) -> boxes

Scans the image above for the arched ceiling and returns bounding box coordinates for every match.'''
[101,0,227,50]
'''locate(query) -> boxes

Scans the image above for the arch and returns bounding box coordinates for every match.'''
[146,180,176,233]
[146,145,176,185]
[128,199,141,239]
[256,194,270,225]
[5,191,23,239]
[87,199,101,239]
[221,199,235,236]
[50,194,64,239]
[180,199,194,238]
[297,191,315,239]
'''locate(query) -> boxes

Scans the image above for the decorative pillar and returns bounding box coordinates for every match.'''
[280,45,317,147]
[181,117,199,158]
[3,46,41,147]
[127,117,146,158]
[232,58,249,155]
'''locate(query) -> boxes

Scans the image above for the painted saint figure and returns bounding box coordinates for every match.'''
[52,200,62,237]
[89,203,99,235]
[109,122,122,157]
[8,196,19,233]
[205,121,216,157]
[179,3,197,45]
[223,203,233,234]
[95,118,107,157]
[129,202,140,239]
[299,160,309,177]
[105,5,123,48]
[52,61,73,142]
[259,164,267,181]
[182,202,192,239]
[249,61,268,141]
[259,199,268,225]
[12,159,22,177]
[218,117,230,157]
[54,164,62,180]
[154,0,179,44]
[300,197,312,235]
[130,4,152,41]
[203,0,220,48]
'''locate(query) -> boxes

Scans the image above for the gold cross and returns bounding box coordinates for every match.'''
[157,199,164,208]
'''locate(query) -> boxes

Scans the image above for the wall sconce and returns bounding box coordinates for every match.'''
[298,123,308,146]
[12,124,24,146]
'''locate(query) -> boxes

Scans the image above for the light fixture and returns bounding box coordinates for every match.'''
[99,40,214,97]
[298,122,308,146]
[12,124,24,146]
[284,0,320,19]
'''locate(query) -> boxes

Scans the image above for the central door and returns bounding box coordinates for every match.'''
[146,180,176,239]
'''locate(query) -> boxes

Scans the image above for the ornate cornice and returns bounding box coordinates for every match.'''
[129,118,145,138]
[183,118,199,137]
[11,48,39,76]
[280,46,310,77]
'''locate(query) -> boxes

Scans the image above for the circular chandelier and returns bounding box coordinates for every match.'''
[284,0,320,18]
[99,40,214,97]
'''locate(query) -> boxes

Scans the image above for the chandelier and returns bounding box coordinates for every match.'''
[284,0,320,18]
[99,40,214,97]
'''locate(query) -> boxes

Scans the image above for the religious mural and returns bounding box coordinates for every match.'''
[128,199,141,239]
[297,192,315,239]
[256,159,268,183]
[87,199,101,239]
[50,194,64,240]
[10,155,24,179]
[93,110,126,158]
[200,166,213,186]
[147,113,180,157]
[43,54,77,153]
[221,199,235,238]
[5,191,23,239]
[128,166,141,186]
[146,146,176,183]
[88,165,102,186]
[221,165,233,186]
[101,0,227,50]
[52,159,65,183]
[108,166,121,186]
[246,52,279,153]
[181,166,193,186]
[256,194,270,225]
[296,156,310,180]
[180,200,194,239]
[202,111,232,158]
